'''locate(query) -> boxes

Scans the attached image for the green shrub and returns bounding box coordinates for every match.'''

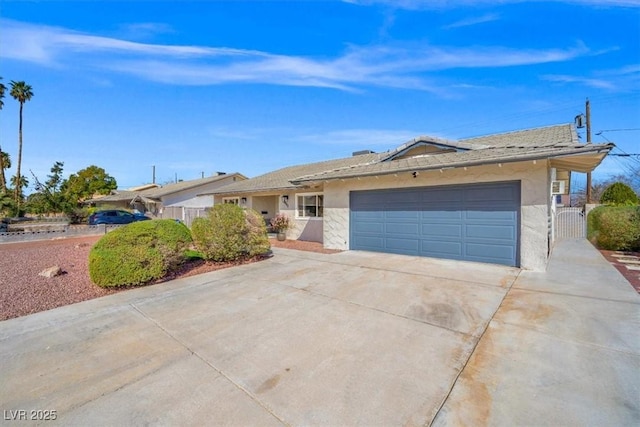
[600,182,639,206]
[244,208,271,257]
[588,205,640,251]
[191,204,270,261]
[66,207,90,224]
[89,219,193,287]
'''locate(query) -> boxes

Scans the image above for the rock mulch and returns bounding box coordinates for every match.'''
[0,236,337,321]
[599,250,640,293]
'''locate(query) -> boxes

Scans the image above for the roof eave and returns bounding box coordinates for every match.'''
[292,144,614,184]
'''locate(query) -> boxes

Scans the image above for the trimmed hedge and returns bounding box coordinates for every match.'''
[588,206,640,251]
[191,204,270,261]
[89,219,193,287]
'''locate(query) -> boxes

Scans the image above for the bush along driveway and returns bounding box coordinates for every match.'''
[1,239,638,425]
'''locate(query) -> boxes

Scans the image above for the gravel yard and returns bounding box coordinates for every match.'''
[6,234,632,322]
[0,235,338,321]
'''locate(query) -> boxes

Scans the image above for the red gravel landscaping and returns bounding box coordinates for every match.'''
[0,236,337,321]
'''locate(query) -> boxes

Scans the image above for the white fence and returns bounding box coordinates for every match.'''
[555,207,586,239]
[160,207,208,227]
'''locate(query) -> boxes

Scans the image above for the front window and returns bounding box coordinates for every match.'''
[297,193,323,218]
[223,197,239,205]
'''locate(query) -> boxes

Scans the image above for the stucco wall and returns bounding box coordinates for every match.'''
[323,161,550,271]
[163,177,239,207]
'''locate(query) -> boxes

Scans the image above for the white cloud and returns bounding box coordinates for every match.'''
[542,74,617,90]
[0,18,602,92]
[443,13,500,29]
[345,0,640,9]
[543,64,640,90]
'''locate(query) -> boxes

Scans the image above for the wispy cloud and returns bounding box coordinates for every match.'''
[345,0,640,9]
[543,74,617,90]
[543,64,640,90]
[1,18,602,92]
[443,13,500,29]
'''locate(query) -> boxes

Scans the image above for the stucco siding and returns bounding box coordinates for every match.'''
[323,161,549,271]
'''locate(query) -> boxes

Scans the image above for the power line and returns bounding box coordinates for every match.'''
[596,128,640,133]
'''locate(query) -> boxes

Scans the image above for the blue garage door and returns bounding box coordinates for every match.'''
[350,181,520,266]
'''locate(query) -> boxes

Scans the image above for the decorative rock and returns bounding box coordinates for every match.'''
[39,266,63,278]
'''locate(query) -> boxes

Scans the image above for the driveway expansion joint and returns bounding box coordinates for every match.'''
[430,268,522,425]
[491,319,640,357]
[511,285,640,305]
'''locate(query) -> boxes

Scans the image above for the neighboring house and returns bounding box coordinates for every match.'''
[211,124,612,270]
[92,172,247,225]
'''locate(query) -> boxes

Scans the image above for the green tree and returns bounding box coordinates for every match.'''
[62,165,117,203]
[0,191,14,216]
[0,151,9,195]
[600,182,639,206]
[9,81,34,211]
[0,77,7,193]
[30,161,68,214]
[10,174,29,199]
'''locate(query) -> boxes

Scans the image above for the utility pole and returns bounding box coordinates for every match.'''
[586,98,592,204]
[152,165,156,184]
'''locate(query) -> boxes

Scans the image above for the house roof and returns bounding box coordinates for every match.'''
[292,123,611,183]
[94,173,246,203]
[461,123,580,148]
[291,142,613,184]
[211,153,381,195]
[142,173,246,198]
[211,123,612,192]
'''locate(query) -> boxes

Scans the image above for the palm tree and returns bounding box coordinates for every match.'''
[0,77,7,193]
[9,81,34,210]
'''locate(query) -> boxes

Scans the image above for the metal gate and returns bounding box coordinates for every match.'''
[555,207,586,239]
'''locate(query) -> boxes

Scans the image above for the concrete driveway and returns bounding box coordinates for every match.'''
[1,240,638,425]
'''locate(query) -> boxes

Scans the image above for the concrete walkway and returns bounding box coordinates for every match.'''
[1,239,638,425]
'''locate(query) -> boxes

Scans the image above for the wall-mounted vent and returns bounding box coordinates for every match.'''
[551,180,566,195]
[352,150,375,156]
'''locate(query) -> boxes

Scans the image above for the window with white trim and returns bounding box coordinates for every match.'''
[223,197,239,205]
[296,193,323,218]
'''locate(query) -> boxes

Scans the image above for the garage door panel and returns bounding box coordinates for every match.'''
[386,210,420,220]
[353,236,385,250]
[466,243,515,262]
[352,210,384,220]
[386,222,420,235]
[421,240,463,257]
[350,182,520,267]
[466,184,519,202]
[465,210,517,221]
[421,210,463,220]
[420,189,463,203]
[385,238,420,253]
[466,224,516,240]
[421,224,463,238]
[353,222,384,234]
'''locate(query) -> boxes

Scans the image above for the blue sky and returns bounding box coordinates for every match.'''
[0,0,638,191]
